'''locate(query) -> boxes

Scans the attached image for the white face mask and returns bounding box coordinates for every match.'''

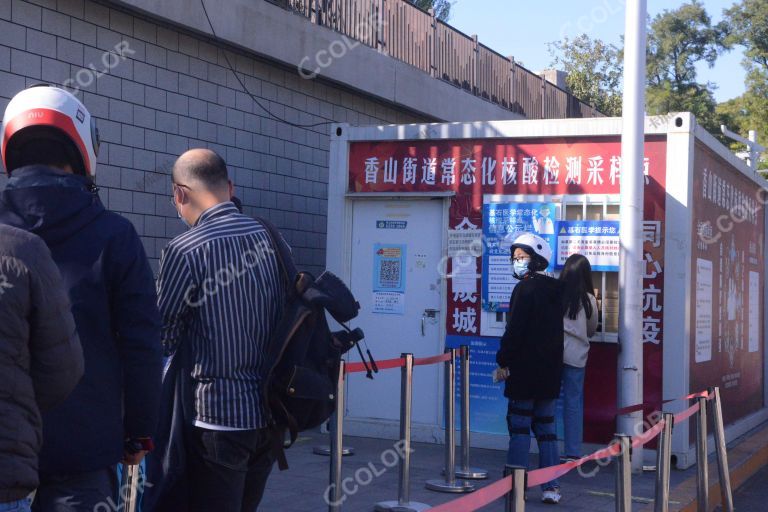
[175,203,192,228]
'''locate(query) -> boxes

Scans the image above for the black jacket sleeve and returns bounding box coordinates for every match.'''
[27,236,84,412]
[496,281,534,369]
[107,222,163,439]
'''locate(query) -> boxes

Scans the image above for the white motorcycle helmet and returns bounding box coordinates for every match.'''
[2,84,100,176]
[509,232,552,271]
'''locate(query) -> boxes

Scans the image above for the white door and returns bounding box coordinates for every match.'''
[346,199,444,427]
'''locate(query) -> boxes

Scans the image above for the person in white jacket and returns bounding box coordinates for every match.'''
[558,254,597,460]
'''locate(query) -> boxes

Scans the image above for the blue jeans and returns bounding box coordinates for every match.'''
[0,498,32,512]
[560,365,586,457]
[506,399,560,490]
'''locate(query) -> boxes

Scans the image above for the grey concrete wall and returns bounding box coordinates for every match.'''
[0,0,434,273]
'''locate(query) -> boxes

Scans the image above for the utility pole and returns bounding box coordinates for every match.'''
[618,0,647,473]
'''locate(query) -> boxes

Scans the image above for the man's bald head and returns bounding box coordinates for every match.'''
[172,148,230,192]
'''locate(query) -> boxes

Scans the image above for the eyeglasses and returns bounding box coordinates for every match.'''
[511,256,531,263]
[170,182,192,205]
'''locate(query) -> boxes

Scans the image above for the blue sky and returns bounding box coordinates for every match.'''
[449,0,745,103]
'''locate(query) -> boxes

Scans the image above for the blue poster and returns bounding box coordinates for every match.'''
[554,221,620,272]
[445,335,508,435]
[482,202,556,311]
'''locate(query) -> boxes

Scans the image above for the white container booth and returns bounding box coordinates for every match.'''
[326,114,768,467]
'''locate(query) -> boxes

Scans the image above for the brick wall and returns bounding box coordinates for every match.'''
[0,0,430,273]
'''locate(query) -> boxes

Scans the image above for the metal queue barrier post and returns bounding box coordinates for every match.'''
[316,359,355,456]
[426,348,475,493]
[375,354,431,511]
[653,413,674,512]
[615,434,632,512]
[328,360,346,512]
[696,396,709,512]
[503,465,526,512]
[710,387,734,512]
[455,345,488,480]
[120,464,139,512]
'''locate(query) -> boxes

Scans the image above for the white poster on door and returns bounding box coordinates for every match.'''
[695,258,713,363]
[449,257,478,295]
[749,271,759,353]
[372,291,405,315]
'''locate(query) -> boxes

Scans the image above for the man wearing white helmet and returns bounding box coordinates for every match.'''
[0,85,163,511]
[496,232,564,504]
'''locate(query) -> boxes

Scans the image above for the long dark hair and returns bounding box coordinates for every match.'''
[559,254,595,320]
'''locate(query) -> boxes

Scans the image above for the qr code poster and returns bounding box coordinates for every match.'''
[373,244,407,293]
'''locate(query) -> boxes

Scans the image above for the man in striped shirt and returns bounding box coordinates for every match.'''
[157,149,284,511]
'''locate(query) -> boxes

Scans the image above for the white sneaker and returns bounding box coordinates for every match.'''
[542,488,561,504]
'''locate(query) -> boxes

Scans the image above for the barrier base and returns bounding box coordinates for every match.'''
[425,479,475,493]
[455,466,488,479]
[313,445,355,456]
[373,500,432,511]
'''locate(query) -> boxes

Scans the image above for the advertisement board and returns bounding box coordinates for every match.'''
[691,142,765,425]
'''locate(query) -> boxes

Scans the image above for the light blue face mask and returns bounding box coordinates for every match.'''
[513,259,530,279]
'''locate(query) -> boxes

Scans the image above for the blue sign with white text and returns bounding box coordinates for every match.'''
[555,220,620,272]
[445,335,507,435]
[482,202,556,311]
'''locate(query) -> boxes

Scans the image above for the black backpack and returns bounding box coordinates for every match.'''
[257,218,364,470]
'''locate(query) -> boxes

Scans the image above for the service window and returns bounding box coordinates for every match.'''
[561,196,619,342]
[481,195,619,342]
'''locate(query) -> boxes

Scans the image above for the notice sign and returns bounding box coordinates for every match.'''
[482,202,556,311]
[555,221,620,271]
[372,244,406,315]
[445,335,507,435]
[376,220,407,229]
[372,291,405,315]
[749,271,760,353]
[695,258,713,363]
[447,229,482,258]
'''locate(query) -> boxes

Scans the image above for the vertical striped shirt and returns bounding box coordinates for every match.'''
[157,201,284,429]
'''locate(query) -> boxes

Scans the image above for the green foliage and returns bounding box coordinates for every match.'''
[725,0,768,73]
[409,0,452,21]
[646,0,728,88]
[646,0,729,138]
[722,0,768,170]
[547,35,623,116]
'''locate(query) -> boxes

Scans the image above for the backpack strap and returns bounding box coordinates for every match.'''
[255,216,298,290]
[267,395,301,471]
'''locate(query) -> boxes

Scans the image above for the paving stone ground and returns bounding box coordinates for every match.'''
[260,431,697,511]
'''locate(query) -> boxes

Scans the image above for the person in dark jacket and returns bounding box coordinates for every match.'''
[496,232,564,505]
[0,225,83,512]
[0,85,163,511]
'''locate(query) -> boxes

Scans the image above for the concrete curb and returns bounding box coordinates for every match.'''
[640,421,768,511]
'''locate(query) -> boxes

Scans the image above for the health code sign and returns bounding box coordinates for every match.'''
[555,221,620,272]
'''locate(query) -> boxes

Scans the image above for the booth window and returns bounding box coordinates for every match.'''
[481,196,619,342]
[563,197,619,342]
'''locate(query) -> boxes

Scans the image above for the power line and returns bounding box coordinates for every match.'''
[199,0,336,129]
